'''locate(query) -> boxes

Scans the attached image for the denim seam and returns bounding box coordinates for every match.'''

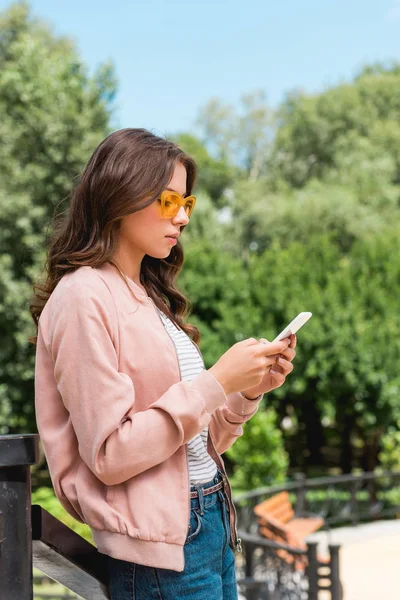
[153,567,163,599]
[185,510,202,545]
[131,563,135,600]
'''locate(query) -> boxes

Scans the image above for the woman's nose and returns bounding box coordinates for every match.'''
[173,205,190,225]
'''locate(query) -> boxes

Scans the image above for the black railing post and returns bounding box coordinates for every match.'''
[0,434,39,600]
[350,479,358,526]
[329,543,342,600]
[294,472,306,515]
[243,541,258,600]
[306,541,319,600]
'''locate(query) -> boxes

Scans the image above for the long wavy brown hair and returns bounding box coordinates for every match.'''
[29,128,200,345]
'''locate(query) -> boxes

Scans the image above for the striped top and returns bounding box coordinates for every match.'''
[154,305,218,484]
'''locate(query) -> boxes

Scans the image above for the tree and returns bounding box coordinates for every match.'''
[270,63,400,190]
[245,232,400,473]
[224,177,399,256]
[0,1,117,432]
[226,409,289,490]
[195,90,274,181]
[170,133,235,205]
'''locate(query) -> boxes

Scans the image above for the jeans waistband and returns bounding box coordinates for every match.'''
[189,470,225,514]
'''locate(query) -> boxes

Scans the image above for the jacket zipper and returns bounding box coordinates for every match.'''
[149,299,241,553]
[206,429,242,553]
[148,299,192,534]
[191,338,242,552]
[188,331,242,552]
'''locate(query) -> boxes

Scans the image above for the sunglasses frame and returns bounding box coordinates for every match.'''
[159,190,196,218]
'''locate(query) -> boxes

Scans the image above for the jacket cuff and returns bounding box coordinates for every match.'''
[190,369,228,414]
[226,391,264,416]
[241,391,263,401]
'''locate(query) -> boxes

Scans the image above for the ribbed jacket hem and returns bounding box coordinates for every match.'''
[92,529,185,572]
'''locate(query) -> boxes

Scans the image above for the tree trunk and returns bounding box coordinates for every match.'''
[301,397,325,467]
[340,414,354,473]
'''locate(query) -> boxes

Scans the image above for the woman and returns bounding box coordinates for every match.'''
[31,128,296,599]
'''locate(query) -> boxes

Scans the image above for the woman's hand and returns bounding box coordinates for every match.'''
[241,334,297,398]
[209,337,292,397]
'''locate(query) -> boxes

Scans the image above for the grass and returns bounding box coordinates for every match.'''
[33,568,81,599]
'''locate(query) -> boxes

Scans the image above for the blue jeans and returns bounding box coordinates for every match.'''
[107,470,238,599]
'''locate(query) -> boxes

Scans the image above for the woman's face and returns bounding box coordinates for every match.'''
[118,161,190,260]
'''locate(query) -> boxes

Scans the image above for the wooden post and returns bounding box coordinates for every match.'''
[0,434,39,600]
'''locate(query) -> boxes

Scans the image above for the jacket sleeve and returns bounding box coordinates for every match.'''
[208,391,264,454]
[40,281,228,486]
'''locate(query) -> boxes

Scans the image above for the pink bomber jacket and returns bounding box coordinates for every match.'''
[34,262,264,572]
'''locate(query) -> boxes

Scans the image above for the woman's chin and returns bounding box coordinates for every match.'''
[147,247,173,259]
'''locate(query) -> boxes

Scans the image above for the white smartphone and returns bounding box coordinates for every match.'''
[273,312,312,342]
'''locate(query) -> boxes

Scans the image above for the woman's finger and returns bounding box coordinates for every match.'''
[280,347,296,362]
[264,354,282,367]
[269,368,286,384]
[258,338,291,357]
[276,357,294,374]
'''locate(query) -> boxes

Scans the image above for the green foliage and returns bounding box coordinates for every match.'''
[181,237,260,343]
[171,133,235,204]
[305,486,400,514]
[226,408,289,490]
[271,63,400,189]
[195,66,400,474]
[0,1,116,433]
[227,177,399,255]
[32,486,94,544]
[378,426,400,471]
[195,90,274,180]
[246,231,400,470]
[183,217,400,474]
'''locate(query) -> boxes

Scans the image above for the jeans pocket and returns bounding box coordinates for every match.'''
[184,509,202,545]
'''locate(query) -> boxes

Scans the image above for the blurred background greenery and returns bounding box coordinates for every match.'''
[1,2,400,541]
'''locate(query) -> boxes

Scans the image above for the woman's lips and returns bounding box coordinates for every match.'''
[166,236,177,244]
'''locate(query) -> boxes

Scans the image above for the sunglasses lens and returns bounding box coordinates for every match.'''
[163,195,177,217]
[184,198,194,216]
[162,193,195,217]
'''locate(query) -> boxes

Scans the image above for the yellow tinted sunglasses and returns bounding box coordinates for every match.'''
[158,190,196,218]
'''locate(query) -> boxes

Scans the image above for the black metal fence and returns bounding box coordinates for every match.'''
[231,468,400,598]
[235,532,341,600]
[0,434,343,600]
[233,470,400,533]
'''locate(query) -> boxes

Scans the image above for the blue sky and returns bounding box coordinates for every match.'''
[2,0,400,136]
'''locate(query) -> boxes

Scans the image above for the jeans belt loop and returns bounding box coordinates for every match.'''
[194,484,205,516]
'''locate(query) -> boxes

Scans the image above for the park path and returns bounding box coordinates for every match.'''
[307,519,400,599]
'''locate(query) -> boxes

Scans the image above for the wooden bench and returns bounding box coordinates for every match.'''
[254,491,325,567]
